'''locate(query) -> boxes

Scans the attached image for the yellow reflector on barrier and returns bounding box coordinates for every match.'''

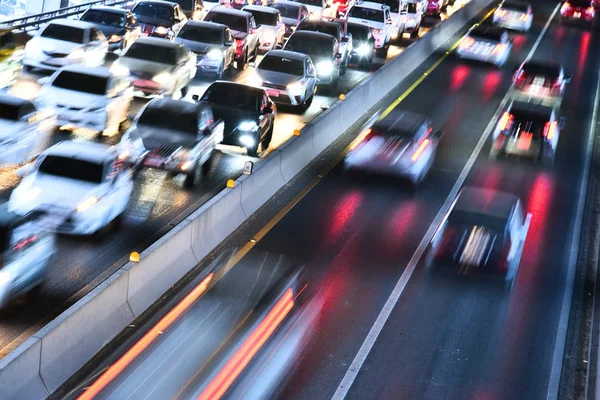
[130,252,140,263]
[227,179,235,188]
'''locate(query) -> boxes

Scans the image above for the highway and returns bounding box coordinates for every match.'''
[57,0,600,398]
[0,6,463,354]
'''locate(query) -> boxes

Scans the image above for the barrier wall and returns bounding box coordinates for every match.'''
[0,1,495,397]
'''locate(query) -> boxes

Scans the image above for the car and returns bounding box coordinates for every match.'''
[9,141,134,235]
[132,0,188,39]
[427,187,531,289]
[248,50,318,110]
[346,21,375,69]
[0,94,54,167]
[271,1,310,39]
[174,21,236,79]
[79,6,141,52]
[22,19,108,72]
[295,18,352,74]
[195,81,275,156]
[0,27,24,88]
[346,1,391,57]
[344,109,441,185]
[456,26,511,67]
[294,0,337,19]
[512,60,571,107]
[118,98,224,187]
[243,5,286,52]
[426,0,449,16]
[398,0,424,39]
[170,0,207,20]
[204,8,262,70]
[0,204,56,308]
[490,101,560,165]
[560,0,596,27]
[283,30,342,88]
[492,0,533,32]
[110,37,197,98]
[36,65,133,136]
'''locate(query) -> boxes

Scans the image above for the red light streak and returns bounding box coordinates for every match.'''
[450,65,470,91]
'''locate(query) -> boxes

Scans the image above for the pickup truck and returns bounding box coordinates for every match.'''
[295,18,352,75]
[118,97,224,187]
[204,8,262,70]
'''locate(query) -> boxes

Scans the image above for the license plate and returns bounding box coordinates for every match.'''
[266,89,279,97]
[133,80,148,87]
[144,158,163,167]
[574,12,581,17]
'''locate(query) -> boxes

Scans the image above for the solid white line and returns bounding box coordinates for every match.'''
[331,4,561,399]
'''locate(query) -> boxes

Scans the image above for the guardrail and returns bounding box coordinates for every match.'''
[3,0,134,32]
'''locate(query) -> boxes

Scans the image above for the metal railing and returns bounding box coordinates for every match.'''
[3,0,136,32]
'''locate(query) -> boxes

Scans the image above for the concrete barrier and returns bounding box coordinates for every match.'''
[239,150,287,216]
[278,126,318,181]
[0,338,48,400]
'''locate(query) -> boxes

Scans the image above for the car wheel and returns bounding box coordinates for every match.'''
[301,93,314,111]
[184,163,198,188]
[236,50,247,70]
[410,28,419,38]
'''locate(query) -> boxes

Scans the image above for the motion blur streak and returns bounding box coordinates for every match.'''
[482,71,502,102]
[77,273,214,400]
[198,288,295,400]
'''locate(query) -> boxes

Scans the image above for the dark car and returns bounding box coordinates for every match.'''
[132,0,188,38]
[80,6,141,51]
[295,18,352,74]
[346,21,374,69]
[560,0,595,27]
[428,187,530,289]
[194,81,275,156]
[271,1,310,38]
[170,0,206,20]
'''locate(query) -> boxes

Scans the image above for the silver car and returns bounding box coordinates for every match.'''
[110,37,197,97]
[249,50,318,111]
[493,0,533,32]
[456,26,511,67]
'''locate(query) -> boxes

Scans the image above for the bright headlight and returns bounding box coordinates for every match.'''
[155,26,170,35]
[206,49,223,60]
[152,72,172,84]
[67,48,85,60]
[356,44,371,56]
[316,61,333,76]
[109,34,122,43]
[238,121,259,131]
[239,134,256,147]
[287,81,304,97]
[110,63,130,77]
[76,197,99,213]
[0,271,11,287]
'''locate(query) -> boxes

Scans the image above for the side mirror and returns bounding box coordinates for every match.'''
[335,52,342,59]
[250,27,258,34]
[275,43,283,49]
[192,94,200,101]
[16,164,33,177]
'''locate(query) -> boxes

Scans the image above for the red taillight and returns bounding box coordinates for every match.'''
[587,6,594,13]
[520,13,528,20]
[498,112,513,131]
[350,128,372,150]
[492,43,507,55]
[460,36,475,50]
[412,139,430,162]
[496,9,507,16]
[544,121,557,140]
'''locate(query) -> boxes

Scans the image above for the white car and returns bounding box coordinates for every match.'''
[36,65,133,136]
[347,2,393,57]
[9,141,134,235]
[243,5,286,52]
[398,0,423,39]
[0,94,55,167]
[493,0,533,32]
[22,19,108,72]
[456,26,512,67]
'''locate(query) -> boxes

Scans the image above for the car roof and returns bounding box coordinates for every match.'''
[244,5,280,13]
[59,64,113,78]
[264,49,309,61]
[509,101,553,121]
[184,20,228,30]
[207,7,251,17]
[522,60,561,76]
[354,1,389,10]
[45,141,115,164]
[374,109,429,137]
[453,187,520,223]
[0,93,33,108]
[289,30,335,42]
[470,26,506,40]
[136,0,177,6]
[88,5,128,14]
[46,18,96,30]
[146,97,206,114]
[207,80,265,95]
[132,36,182,48]
[272,0,303,7]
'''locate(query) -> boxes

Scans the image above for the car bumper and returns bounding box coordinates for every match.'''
[259,42,277,52]
[373,35,386,49]
[561,13,594,22]
[263,86,305,106]
[22,55,81,71]
[139,154,196,173]
[126,77,171,97]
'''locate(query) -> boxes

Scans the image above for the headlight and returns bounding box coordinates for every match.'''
[287,81,304,97]
[110,63,130,77]
[206,49,223,60]
[316,61,333,76]
[247,72,263,87]
[76,197,99,213]
[155,26,170,35]
[356,44,371,56]
[152,72,172,84]
[67,48,85,60]
[0,271,11,287]
[109,34,122,43]
[238,121,259,131]
[239,134,256,147]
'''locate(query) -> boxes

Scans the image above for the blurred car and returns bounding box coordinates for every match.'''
[296,18,352,73]
[0,28,24,88]
[294,0,337,19]
[512,60,571,107]
[80,6,141,52]
[344,109,441,185]
[0,204,56,308]
[490,101,560,165]
[9,141,134,235]
[456,26,511,67]
[426,0,449,16]
[249,50,317,110]
[204,8,262,70]
[0,94,54,167]
[243,5,286,51]
[492,0,533,32]
[119,98,224,187]
[36,65,133,137]
[398,0,423,39]
[174,21,236,79]
[284,30,342,87]
[271,1,310,39]
[346,21,375,69]
[560,0,595,27]
[196,81,275,156]
[347,1,391,57]
[170,0,207,20]
[110,37,196,97]
[22,19,108,72]
[132,0,188,38]
[428,186,531,288]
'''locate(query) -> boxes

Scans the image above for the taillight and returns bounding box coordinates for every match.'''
[460,36,475,50]
[561,2,571,12]
[492,43,507,55]
[587,6,594,13]
[350,128,372,150]
[371,28,383,35]
[520,13,528,20]
[412,139,430,162]
[496,9,507,16]
[498,112,513,131]
[544,121,557,140]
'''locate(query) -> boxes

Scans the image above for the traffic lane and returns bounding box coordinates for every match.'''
[344,15,600,400]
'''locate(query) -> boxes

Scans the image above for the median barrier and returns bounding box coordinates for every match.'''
[278,125,318,181]
[239,150,287,216]
[0,338,47,400]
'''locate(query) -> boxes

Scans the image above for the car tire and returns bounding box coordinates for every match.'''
[410,28,419,38]
[236,50,247,70]
[184,164,198,188]
[448,0,455,5]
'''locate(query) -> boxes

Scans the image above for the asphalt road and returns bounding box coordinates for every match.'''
[0,4,466,355]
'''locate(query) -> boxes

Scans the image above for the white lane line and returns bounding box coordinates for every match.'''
[331,4,561,399]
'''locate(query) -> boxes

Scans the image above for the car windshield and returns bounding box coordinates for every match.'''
[346,24,369,41]
[125,42,178,64]
[295,0,323,6]
[298,21,338,36]
[40,24,86,43]
[178,24,223,43]
[205,12,247,32]
[249,10,278,26]
[502,1,528,11]
[81,10,126,27]
[133,2,174,20]
[406,2,417,13]
[285,35,331,57]
[272,3,299,18]
[38,155,105,184]
[52,71,108,95]
[259,55,304,75]
[202,84,260,111]
[138,107,198,133]
[0,104,21,121]
[348,7,384,21]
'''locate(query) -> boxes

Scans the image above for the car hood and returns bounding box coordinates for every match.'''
[131,125,198,149]
[117,57,173,76]
[24,174,104,210]
[175,39,222,54]
[36,37,81,55]
[134,15,173,27]
[38,86,107,109]
[258,69,303,86]
[207,103,261,135]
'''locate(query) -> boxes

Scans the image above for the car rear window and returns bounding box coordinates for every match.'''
[272,3,299,18]
[138,107,199,133]
[205,12,248,32]
[259,55,304,75]
[522,62,560,78]
[501,1,529,11]
[133,2,174,20]
[202,84,261,112]
[125,42,178,64]
[348,7,384,22]
[38,155,105,183]
[470,29,504,41]
[569,0,592,7]
[41,24,86,44]
[81,9,126,27]
[0,104,22,121]
[178,24,223,43]
[249,10,278,26]
[52,71,108,95]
